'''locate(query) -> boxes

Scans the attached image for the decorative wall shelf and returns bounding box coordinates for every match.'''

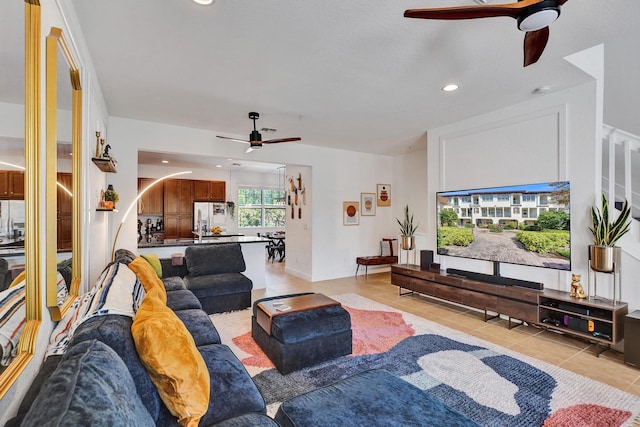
[92,157,117,173]
[96,208,118,212]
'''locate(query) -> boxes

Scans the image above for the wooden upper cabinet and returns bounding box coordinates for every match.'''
[0,171,7,197]
[138,178,164,215]
[0,170,25,200]
[164,179,194,239]
[164,179,192,215]
[193,180,225,202]
[210,181,225,201]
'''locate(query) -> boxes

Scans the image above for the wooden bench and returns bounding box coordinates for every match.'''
[355,238,398,277]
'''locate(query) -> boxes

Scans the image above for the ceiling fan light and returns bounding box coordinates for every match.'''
[192,0,215,5]
[518,9,559,32]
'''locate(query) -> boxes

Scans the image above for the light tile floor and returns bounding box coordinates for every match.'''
[256,262,640,398]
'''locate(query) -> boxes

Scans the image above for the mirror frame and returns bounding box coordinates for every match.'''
[0,0,41,399]
[46,27,82,320]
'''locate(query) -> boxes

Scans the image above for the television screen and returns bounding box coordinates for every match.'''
[437,181,571,271]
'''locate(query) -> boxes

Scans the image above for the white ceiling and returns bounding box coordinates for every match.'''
[138,150,283,174]
[2,1,640,164]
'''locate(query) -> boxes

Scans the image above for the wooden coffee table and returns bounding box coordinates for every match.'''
[255,293,340,336]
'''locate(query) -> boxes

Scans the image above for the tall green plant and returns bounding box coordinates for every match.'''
[396,205,419,236]
[589,193,631,246]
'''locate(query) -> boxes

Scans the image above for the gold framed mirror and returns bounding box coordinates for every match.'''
[46,26,82,321]
[0,0,41,398]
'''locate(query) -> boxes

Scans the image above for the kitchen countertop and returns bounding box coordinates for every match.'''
[0,237,25,256]
[138,235,271,249]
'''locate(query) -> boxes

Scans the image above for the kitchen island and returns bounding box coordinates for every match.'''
[138,235,271,289]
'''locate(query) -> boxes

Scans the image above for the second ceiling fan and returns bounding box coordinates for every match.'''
[404,0,570,67]
[217,112,301,153]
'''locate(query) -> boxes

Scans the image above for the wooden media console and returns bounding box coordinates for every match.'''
[391,264,627,355]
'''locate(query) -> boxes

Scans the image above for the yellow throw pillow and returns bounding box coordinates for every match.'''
[141,253,162,278]
[129,256,166,304]
[131,287,210,427]
[9,270,25,288]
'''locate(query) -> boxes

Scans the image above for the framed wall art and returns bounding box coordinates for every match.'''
[360,193,376,216]
[343,201,360,226]
[377,184,391,206]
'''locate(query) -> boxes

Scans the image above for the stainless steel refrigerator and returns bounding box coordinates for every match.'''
[193,202,226,233]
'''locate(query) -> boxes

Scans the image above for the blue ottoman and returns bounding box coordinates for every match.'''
[251,293,352,374]
[275,369,480,427]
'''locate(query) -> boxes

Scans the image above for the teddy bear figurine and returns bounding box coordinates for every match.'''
[569,274,587,299]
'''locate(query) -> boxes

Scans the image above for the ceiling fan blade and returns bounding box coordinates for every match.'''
[404,0,542,20]
[558,0,569,5]
[523,26,550,66]
[217,135,250,144]
[263,137,301,144]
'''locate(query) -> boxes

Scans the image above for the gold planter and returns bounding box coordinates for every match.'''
[401,235,415,250]
[589,245,621,273]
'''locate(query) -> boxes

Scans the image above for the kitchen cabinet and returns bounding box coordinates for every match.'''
[137,178,164,215]
[57,173,72,251]
[164,179,193,239]
[0,170,25,200]
[193,180,225,202]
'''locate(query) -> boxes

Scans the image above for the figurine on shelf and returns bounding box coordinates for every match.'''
[103,144,112,158]
[569,274,587,299]
[95,131,102,158]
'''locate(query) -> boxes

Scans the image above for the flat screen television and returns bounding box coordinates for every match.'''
[436,181,571,274]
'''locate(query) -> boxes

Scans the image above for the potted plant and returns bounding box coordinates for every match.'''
[226,201,235,220]
[103,185,119,210]
[589,193,631,272]
[396,204,419,250]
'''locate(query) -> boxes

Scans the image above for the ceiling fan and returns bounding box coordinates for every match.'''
[217,112,301,153]
[404,0,569,67]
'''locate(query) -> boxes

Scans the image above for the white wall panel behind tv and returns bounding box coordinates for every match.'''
[441,110,561,191]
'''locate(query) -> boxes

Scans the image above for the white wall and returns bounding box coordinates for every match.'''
[284,164,312,280]
[393,141,429,263]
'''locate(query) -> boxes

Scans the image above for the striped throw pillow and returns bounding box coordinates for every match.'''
[0,280,26,366]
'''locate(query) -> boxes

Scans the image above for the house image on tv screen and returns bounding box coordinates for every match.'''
[436,181,571,271]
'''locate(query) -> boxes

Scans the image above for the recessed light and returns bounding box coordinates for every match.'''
[532,86,551,95]
[192,0,214,4]
[161,160,169,164]
[442,84,459,92]
[216,164,222,168]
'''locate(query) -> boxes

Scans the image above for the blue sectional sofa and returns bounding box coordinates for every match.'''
[6,250,276,427]
[6,248,480,427]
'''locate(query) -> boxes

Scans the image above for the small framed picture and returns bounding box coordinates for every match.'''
[360,193,376,216]
[377,184,391,206]
[343,201,360,226]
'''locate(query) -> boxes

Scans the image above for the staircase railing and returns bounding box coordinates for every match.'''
[602,125,640,261]
[602,125,640,219]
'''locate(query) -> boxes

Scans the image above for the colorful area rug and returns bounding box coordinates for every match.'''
[211,293,640,426]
